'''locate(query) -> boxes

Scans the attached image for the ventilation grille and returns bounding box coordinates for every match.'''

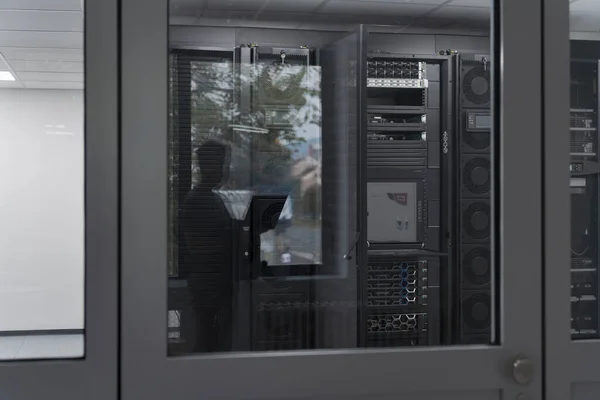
[463,131,490,152]
[367,61,425,80]
[462,62,490,106]
[367,140,427,168]
[461,292,491,332]
[572,258,594,269]
[462,156,491,195]
[367,313,426,334]
[462,201,491,241]
[462,246,491,287]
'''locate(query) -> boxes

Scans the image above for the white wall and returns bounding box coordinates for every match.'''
[0,89,84,332]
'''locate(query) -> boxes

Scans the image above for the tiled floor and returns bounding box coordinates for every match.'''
[0,334,84,360]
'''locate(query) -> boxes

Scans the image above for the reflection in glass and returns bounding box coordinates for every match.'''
[167,0,493,355]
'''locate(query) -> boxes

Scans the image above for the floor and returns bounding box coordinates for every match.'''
[0,334,84,360]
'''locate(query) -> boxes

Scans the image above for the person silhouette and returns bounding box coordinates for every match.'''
[179,139,233,353]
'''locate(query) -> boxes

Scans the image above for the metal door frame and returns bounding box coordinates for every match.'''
[0,1,119,399]
[121,0,544,398]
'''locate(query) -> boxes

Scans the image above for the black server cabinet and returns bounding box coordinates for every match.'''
[362,53,451,347]
[569,59,600,339]
[453,54,492,345]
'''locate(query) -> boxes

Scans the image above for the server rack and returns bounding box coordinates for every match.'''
[361,53,451,347]
[570,59,600,339]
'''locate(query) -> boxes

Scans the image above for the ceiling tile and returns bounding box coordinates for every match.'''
[570,0,600,12]
[0,0,82,11]
[0,11,83,32]
[449,0,490,7]
[318,1,436,16]
[265,0,323,12]
[9,60,83,73]
[429,5,490,20]
[0,31,82,48]
[206,0,264,11]
[0,48,83,62]
[17,72,83,82]
[570,12,600,32]
[0,81,22,88]
[24,81,83,90]
[0,57,10,70]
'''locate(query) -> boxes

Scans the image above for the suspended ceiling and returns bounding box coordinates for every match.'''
[0,0,599,90]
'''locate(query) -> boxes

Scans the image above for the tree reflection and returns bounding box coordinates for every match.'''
[169,54,324,273]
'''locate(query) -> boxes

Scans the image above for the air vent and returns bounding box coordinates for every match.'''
[462,247,491,287]
[463,157,491,195]
[462,64,490,106]
[462,201,491,241]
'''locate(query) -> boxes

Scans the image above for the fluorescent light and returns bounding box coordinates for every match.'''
[0,71,15,81]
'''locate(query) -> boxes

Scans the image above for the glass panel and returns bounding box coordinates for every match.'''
[0,1,85,359]
[167,0,494,355]
[570,2,600,340]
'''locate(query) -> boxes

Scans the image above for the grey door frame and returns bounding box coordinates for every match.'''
[121,0,545,398]
[543,0,600,399]
[0,1,119,399]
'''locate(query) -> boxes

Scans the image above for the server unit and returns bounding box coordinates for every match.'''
[455,54,492,344]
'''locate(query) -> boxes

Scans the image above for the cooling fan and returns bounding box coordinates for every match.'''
[462,201,491,241]
[462,156,491,196]
[461,292,491,332]
[462,246,491,287]
[462,62,491,107]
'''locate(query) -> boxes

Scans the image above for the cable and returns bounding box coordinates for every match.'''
[571,228,589,256]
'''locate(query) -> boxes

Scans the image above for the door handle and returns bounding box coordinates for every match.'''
[512,355,534,385]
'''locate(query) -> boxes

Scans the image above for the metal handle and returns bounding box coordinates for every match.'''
[512,356,534,385]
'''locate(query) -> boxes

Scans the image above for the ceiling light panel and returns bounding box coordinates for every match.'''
[0,71,15,81]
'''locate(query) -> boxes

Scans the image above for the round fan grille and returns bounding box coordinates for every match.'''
[261,203,284,231]
[462,64,490,106]
[463,202,491,240]
[463,247,491,286]
[463,157,491,195]
[462,292,491,331]
[464,131,490,151]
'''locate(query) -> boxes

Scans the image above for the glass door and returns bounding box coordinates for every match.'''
[121,0,544,398]
[544,0,600,399]
[0,0,118,399]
